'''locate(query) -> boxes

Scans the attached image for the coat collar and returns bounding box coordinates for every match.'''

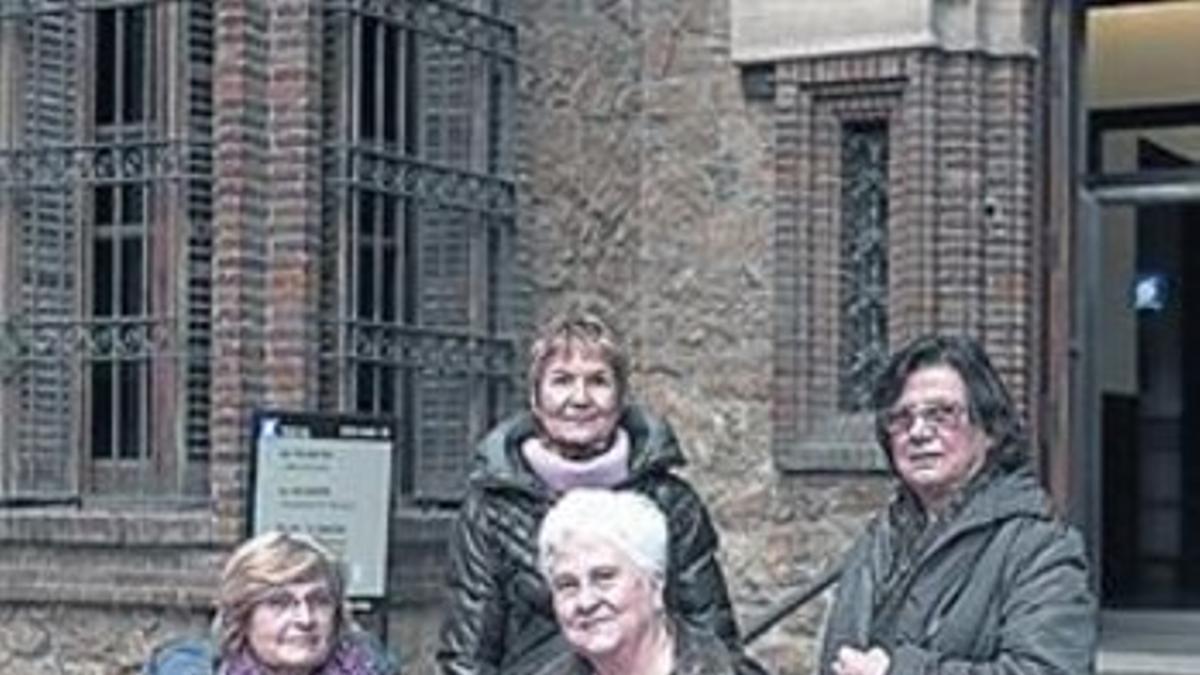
[471,404,686,494]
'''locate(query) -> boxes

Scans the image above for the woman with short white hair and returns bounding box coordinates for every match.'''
[534,488,738,675]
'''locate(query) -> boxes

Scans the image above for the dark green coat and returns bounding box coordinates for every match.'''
[819,459,1097,675]
[436,406,754,675]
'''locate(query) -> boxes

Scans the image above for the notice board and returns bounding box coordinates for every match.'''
[250,410,394,599]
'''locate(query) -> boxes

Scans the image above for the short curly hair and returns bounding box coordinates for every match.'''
[528,300,630,407]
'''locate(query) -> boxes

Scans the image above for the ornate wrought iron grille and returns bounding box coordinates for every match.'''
[838,121,889,412]
[321,0,519,502]
[0,0,214,501]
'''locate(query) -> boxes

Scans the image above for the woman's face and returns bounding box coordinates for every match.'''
[884,365,991,512]
[246,579,337,674]
[548,534,662,662]
[532,344,621,454]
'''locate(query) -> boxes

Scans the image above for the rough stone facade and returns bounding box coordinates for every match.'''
[0,1,1042,674]
[0,606,207,675]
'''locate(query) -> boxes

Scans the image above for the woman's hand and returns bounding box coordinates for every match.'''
[832,646,890,675]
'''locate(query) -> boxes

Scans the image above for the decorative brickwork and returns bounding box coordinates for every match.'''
[265,0,324,411]
[211,0,271,541]
[772,50,1038,471]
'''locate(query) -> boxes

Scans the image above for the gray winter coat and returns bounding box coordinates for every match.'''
[436,405,759,675]
[819,458,1096,675]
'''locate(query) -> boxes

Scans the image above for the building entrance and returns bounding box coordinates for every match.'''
[1096,194,1200,608]
[1084,0,1200,610]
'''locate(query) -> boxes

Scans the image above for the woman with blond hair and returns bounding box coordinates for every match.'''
[143,530,396,675]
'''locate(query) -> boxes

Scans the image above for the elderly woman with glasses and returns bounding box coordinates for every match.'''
[143,531,396,675]
[534,488,738,675]
[818,334,1096,675]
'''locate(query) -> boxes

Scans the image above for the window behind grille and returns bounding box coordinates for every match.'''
[0,2,214,501]
[321,3,519,503]
[839,121,890,413]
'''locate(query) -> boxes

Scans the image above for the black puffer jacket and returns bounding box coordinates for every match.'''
[436,405,753,675]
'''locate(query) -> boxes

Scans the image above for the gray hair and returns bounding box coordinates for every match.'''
[538,488,668,581]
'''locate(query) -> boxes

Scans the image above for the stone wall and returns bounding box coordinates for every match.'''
[0,605,206,675]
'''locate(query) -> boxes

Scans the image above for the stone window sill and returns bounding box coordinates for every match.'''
[775,412,891,473]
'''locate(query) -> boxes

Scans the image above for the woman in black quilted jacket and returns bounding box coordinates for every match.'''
[435,300,763,675]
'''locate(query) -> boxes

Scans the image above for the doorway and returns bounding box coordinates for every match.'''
[1084,0,1200,610]
[1096,191,1200,608]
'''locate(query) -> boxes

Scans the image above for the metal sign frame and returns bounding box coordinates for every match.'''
[248,409,396,601]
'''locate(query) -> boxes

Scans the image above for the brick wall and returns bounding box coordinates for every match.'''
[772,50,1038,473]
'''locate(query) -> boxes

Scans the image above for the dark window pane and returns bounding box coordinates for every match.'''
[358,245,375,318]
[380,366,395,413]
[487,378,508,429]
[118,363,141,458]
[356,364,375,412]
[359,191,375,237]
[486,222,501,335]
[403,202,418,323]
[360,18,377,139]
[405,37,419,155]
[839,121,890,412]
[91,363,113,458]
[382,193,397,240]
[122,184,144,224]
[95,187,114,225]
[123,8,147,122]
[94,239,114,317]
[121,237,143,315]
[96,9,117,124]
[145,366,154,460]
[382,243,397,322]
[383,26,400,143]
[488,62,508,174]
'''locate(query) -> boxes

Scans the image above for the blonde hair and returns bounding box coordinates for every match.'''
[529,300,629,405]
[214,530,353,656]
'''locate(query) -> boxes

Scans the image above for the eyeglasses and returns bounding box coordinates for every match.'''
[883,401,968,437]
[257,587,337,617]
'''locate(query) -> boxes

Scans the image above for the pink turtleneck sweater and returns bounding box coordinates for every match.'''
[520,428,631,494]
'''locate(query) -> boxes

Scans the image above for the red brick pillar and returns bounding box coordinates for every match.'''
[212,0,270,541]
[266,0,324,411]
